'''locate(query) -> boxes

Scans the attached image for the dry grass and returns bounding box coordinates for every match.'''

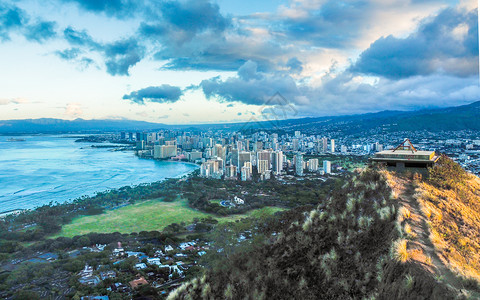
[391,239,410,263]
[399,207,411,221]
[404,223,417,239]
[425,256,432,266]
[416,174,480,283]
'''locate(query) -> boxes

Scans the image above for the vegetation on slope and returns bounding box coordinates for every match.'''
[168,169,457,299]
[416,155,480,285]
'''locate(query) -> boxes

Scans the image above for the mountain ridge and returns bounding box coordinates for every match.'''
[0,100,478,133]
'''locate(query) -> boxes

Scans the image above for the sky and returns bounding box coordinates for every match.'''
[0,0,478,124]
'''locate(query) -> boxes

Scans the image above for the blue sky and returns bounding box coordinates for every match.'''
[0,0,478,124]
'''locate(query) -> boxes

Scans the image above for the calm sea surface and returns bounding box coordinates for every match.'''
[0,135,198,213]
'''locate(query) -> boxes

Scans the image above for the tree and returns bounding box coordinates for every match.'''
[14,290,40,300]
[76,236,91,247]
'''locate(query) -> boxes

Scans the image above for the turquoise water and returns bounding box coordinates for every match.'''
[0,135,198,212]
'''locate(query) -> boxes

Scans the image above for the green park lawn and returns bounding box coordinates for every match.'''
[53,199,284,238]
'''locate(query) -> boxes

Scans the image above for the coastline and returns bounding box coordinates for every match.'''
[0,154,199,215]
[134,152,202,168]
[0,167,198,216]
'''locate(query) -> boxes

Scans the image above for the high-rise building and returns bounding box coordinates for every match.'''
[295,154,304,176]
[241,165,252,181]
[295,131,301,137]
[187,151,203,162]
[272,142,279,151]
[272,151,283,175]
[254,141,263,151]
[154,144,177,158]
[308,158,319,172]
[257,150,272,169]
[244,161,252,173]
[225,165,237,179]
[330,139,335,153]
[214,144,226,167]
[292,139,299,151]
[323,160,331,174]
[238,151,251,173]
[322,137,328,153]
[237,141,244,151]
[341,145,347,153]
[230,149,239,170]
[204,148,212,159]
[200,163,210,178]
[257,159,269,174]
[135,140,145,150]
[200,158,223,179]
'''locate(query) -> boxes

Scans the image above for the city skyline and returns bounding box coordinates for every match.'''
[0,0,478,124]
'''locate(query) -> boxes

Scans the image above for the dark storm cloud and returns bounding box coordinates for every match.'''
[104,38,145,76]
[139,0,376,72]
[198,55,479,118]
[139,0,229,41]
[148,28,283,72]
[60,0,138,18]
[56,0,369,73]
[123,85,183,104]
[155,0,230,33]
[351,7,479,79]
[24,21,56,42]
[0,3,58,43]
[55,48,81,60]
[299,72,480,116]
[200,61,301,106]
[277,0,372,49]
[61,28,145,75]
[138,0,251,71]
[0,3,26,40]
[63,26,99,49]
[286,57,303,73]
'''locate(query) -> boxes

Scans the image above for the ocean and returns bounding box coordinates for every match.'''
[0,135,198,213]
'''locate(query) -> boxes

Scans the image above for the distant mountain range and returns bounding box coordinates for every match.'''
[270,100,480,134]
[0,100,479,134]
[0,118,169,134]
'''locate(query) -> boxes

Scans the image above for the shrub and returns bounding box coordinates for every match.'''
[404,274,414,290]
[428,155,468,189]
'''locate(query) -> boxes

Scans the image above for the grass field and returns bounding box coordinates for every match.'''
[53,199,284,238]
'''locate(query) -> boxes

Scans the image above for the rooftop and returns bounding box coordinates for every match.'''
[371,139,439,164]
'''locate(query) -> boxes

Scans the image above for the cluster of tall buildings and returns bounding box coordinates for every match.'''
[123,130,342,181]
[200,148,283,181]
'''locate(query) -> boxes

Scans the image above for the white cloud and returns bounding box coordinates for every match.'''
[64,102,83,117]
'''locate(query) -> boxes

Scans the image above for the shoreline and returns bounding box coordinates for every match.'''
[135,153,202,170]
[0,158,199,216]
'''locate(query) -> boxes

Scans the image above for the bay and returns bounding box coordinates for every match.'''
[0,135,198,213]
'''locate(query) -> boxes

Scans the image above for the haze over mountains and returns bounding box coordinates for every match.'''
[0,100,478,134]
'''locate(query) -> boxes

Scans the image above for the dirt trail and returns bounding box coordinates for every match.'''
[390,175,473,296]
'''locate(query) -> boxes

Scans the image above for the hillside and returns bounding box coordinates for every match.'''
[276,100,480,134]
[415,156,480,287]
[168,167,469,299]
